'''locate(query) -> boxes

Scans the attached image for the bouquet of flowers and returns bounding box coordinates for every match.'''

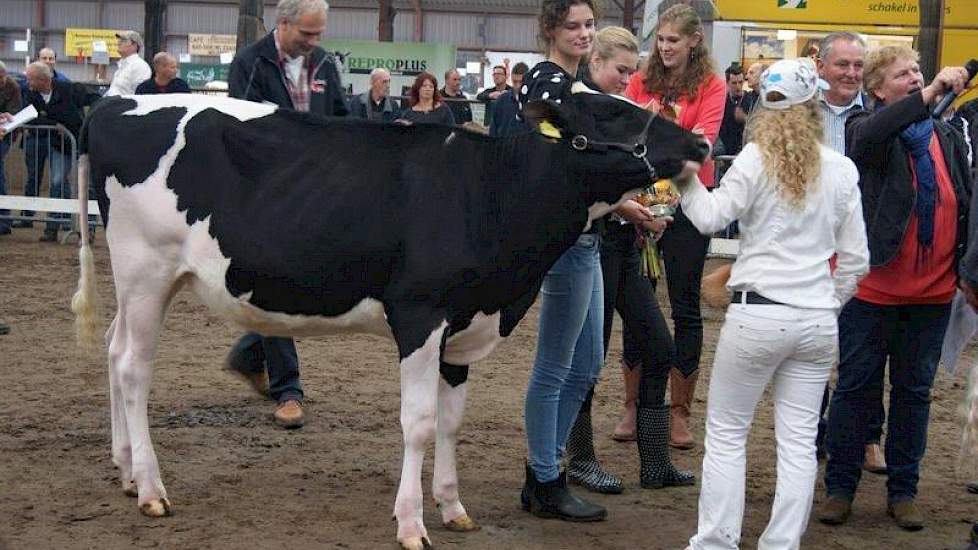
[634,179,679,280]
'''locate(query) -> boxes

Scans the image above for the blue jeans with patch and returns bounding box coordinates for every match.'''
[824,298,951,503]
[230,334,303,403]
[525,233,604,482]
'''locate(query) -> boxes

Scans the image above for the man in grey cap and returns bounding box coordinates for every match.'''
[106,30,151,96]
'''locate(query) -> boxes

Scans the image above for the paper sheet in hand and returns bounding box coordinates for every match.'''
[1,105,39,133]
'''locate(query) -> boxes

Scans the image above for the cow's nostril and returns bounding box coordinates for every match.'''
[697,140,711,161]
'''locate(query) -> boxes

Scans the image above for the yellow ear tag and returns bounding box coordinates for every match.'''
[538,120,563,139]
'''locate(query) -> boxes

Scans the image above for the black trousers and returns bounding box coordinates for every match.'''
[600,222,675,405]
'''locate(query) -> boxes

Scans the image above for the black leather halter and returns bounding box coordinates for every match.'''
[568,112,659,180]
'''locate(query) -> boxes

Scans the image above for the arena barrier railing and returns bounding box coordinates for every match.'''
[0,124,99,244]
[707,154,739,259]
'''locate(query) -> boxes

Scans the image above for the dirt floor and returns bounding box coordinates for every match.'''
[1,227,977,550]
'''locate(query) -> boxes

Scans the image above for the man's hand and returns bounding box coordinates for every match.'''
[0,112,11,139]
[961,281,978,313]
[488,90,504,100]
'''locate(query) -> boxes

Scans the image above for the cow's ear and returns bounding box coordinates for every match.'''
[523,100,569,139]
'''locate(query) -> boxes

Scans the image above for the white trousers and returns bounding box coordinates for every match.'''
[689,303,837,550]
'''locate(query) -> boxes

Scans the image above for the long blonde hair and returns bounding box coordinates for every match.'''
[640,4,714,100]
[745,98,823,209]
[592,26,639,61]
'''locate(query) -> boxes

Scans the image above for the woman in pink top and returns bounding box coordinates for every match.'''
[619,3,725,451]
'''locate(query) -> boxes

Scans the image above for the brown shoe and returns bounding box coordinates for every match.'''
[888,500,924,531]
[863,443,887,475]
[818,495,852,525]
[669,369,698,450]
[224,352,270,399]
[274,400,305,429]
[612,360,641,442]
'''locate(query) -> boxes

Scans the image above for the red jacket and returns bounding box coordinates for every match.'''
[624,72,725,186]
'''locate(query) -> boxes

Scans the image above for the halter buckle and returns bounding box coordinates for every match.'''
[571,135,588,151]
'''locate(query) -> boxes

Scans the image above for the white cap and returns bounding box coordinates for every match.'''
[759,58,829,110]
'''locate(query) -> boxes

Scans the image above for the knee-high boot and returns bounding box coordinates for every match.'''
[567,388,623,494]
[669,368,698,449]
[612,360,641,442]
[637,405,695,489]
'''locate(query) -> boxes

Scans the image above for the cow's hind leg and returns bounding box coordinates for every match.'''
[111,277,176,517]
[433,362,478,533]
[106,315,137,497]
[391,319,447,550]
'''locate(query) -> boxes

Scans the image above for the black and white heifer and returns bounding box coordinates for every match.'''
[72,88,707,550]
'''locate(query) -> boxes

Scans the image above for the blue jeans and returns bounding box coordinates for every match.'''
[824,298,951,503]
[230,334,304,402]
[0,138,10,232]
[45,148,73,232]
[22,133,49,219]
[525,233,604,482]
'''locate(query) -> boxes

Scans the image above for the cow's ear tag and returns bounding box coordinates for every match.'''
[538,120,563,139]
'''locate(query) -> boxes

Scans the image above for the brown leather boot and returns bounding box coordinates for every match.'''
[612,360,641,442]
[669,369,698,450]
[863,443,887,475]
[888,499,924,531]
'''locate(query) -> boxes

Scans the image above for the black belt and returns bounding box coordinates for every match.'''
[731,291,785,306]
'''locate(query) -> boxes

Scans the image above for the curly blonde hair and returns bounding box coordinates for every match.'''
[640,4,714,100]
[745,97,823,209]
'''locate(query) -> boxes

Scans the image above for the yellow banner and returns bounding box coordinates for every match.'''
[65,28,122,58]
[188,33,237,56]
[715,0,978,29]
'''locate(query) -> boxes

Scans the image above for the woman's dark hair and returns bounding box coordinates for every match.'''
[537,0,599,52]
[407,72,443,108]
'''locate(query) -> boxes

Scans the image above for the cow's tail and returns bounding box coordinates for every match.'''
[71,153,99,352]
[962,361,978,477]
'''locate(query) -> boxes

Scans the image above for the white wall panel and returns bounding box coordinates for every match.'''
[423,13,480,46]
[45,1,101,29]
[100,2,144,30]
[168,4,237,34]
[0,1,37,28]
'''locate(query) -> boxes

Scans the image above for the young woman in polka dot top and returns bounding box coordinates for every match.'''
[622,3,726,451]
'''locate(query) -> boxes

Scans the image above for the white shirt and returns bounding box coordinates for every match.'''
[106,53,152,96]
[681,142,869,310]
[818,91,863,154]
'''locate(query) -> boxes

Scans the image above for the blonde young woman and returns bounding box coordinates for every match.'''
[677,59,869,549]
[565,26,693,495]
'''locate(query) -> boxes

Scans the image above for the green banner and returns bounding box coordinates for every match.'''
[179,63,230,88]
[321,39,456,77]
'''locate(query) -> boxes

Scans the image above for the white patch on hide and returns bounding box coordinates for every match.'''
[442,312,503,365]
[121,93,276,122]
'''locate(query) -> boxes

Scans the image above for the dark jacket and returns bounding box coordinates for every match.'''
[476,84,511,126]
[488,90,528,137]
[348,91,399,122]
[846,91,973,268]
[135,77,191,95]
[22,80,87,151]
[228,31,348,116]
[440,88,473,124]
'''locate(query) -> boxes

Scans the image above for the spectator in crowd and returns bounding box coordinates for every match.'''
[740,61,764,117]
[716,63,747,157]
[21,62,86,242]
[38,48,71,83]
[565,25,693,497]
[105,31,151,97]
[477,64,511,127]
[812,31,886,471]
[225,0,349,430]
[0,61,21,236]
[229,0,348,117]
[440,68,473,124]
[682,58,869,550]
[488,62,529,137]
[349,68,399,122]
[819,47,973,531]
[135,52,191,95]
[15,48,69,228]
[397,72,455,125]
[624,2,726,450]
[520,0,606,523]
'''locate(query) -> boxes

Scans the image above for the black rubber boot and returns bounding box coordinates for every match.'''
[567,389,623,494]
[637,405,695,489]
[521,464,607,522]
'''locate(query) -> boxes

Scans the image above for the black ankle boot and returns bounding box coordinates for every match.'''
[637,405,695,489]
[521,464,607,522]
[567,390,623,494]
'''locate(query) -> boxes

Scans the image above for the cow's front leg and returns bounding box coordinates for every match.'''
[433,362,478,533]
[106,315,136,497]
[393,321,447,550]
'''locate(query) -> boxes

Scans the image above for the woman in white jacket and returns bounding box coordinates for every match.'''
[680,59,870,550]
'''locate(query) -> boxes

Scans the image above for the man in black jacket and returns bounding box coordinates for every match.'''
[225,0,348,430]
[22,61,86,242]
[228,0,348,118]
[820,48,972,531]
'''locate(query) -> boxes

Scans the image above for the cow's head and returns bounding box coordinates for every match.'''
[523,82,709,219]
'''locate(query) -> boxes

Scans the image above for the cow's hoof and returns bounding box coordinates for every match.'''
[398,536,432,550]
[139,498,172,517]
[443,514,480,532]
[123,480,137,497]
